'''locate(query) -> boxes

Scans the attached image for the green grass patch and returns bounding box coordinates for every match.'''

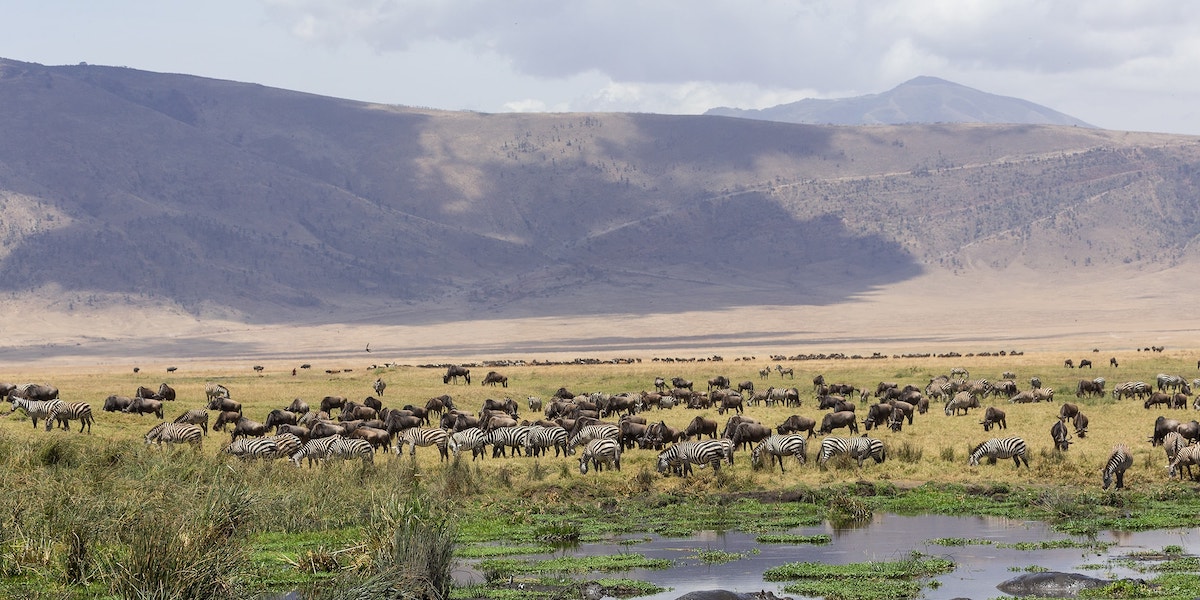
[478,553,672,580]
[765,552,954,600]
[755,533,832,545]
[687,548,752,564]
[455,544,555,558]
[927,537,993,546]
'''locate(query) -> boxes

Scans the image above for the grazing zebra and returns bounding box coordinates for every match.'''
[268,433,303,459]
[45,401,94,433]
[1112,381,1151,400]
[751,435,807,474]
[578,438,621,474]
[449,428,490,461]
[1101,444,1133,490]
[487,426,531,458]
[1168,444,1200,481]
[656,440,728,477]
[291,436,339,468]
[173,409,210,435]
[222,437,279,460]
[8,398,63,429]
[397,427,450,461]
[944,392,976,416]
[1157,373,1187,393]
[817,436,886,468]
[1163,431,1187,463]
[968,437,1029,469]
[373,378,386,396]
[326,436,375,465]
[205,382,231,401]
[950,367,969,379]
[144,422,203,450]
[524,425,569,458]
[567,423,620,454]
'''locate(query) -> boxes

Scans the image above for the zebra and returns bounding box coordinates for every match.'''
[487,425,531,458]
[968,437,1029,469]
[944,392,976,416]
[1101,444,1133,490]
[205,382,231,402]
[45,401,94,433]
[1157,373,1187,393]
[448,428,490,461]
[950,367,969,379]
[524,425,569,458]
[1113,381,1151,400]
[1162,431,1187,464]
[397,427,450,461]
[817,436,886,468]
[222,437,279,460]
[173,409,210,435]
[1168,444,1200,481]
[775,365,794,379]
[144,422,203,450]
[578,438,621,474]
[656,440,728,477]
[291,436,339,468]
[268,433,303,459]
[8,398,63,429]
[751,435,807,474]
[326,436,375,465]
[567,423,620,454]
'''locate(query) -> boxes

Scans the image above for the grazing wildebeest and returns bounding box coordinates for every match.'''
[776,415,817,438]
[980,406,1006,431]
[482,371,509,387]
[1050,420,1072,451]
[102,395,135,412]
[11,383,59,402]
[157,383,176,401]
[264,409,299,433]
[671,377,693,391]
[1072,412,1089,437]
[707,376,730,391]
[207,396,242,414]
[443,365,471,385]
[425,395,454,416]
[123,397,164,418]
[1110,357,1119,368]
[818,411,859,436]
[1058,403,1080,421]
[654,377,667,393]
[1079,359,1093,369]
[736,380,755,396]
[319,396,347,414]
[683,416,718,440]
[286,398,310,415]
[1064,359,1075,368]
[730,422,773,451]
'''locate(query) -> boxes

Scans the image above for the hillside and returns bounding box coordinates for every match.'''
[705,76,1095,127]
[1,58,1200,362]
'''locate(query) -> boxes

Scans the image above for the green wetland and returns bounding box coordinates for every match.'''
[4,351,1200,598]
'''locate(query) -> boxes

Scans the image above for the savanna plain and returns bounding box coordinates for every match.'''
[4,349,1200,600]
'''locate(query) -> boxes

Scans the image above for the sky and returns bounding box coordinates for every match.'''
[2,1,1199,134]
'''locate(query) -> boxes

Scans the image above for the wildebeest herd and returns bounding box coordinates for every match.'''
[6,358,1200,491]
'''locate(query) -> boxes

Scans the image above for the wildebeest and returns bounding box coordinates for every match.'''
[818,411,859,436]
[123,396,164,418]
[980,406,1006,431]
[425,395,454,416]
[264,409,299,433]
[707,375,730,391]
[863,403,893,431]
[1064,359,1075,368]
[135,385,163,400]
[736,380,755,396]
[654,377,667,393]
[776,415,817,438]
[730,422,773,451]
[102,395,135,412]
[319,396,347,414]
[1110,357,1119,368]
[1151,416,1182,446]
[373,378,386,396]
[1079,359,1093,368]
[286,398,310,415]
[228,416,268,443]
[482,371,508,387]
[157,383,176,401]
[1076,378,1105,398]
[1050,420,1072,451]
[207,396,242,414]
[714,390,744,415]
[671,377,693,391]
[683,416,718,440]
[11,383,59,402]
[444,365,471,385]
[1072,412,1089,438]
[1058,403,1080,421]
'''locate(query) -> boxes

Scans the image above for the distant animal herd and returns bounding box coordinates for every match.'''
[4,352,1200,491]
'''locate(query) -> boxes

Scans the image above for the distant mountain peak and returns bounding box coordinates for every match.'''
[706,76,1093,128]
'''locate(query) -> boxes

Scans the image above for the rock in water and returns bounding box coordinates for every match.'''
[996,572,1111,597]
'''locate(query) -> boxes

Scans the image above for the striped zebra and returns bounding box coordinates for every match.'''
[173,409,210,435]
[1162,431,1187,464]
[291,436,339,468]
[397,427,450,461]
[578,438,621,474]
[8,398,63,429]
[1168,444,1200,481]
[1112,381,1151,400]
[205,382,231,401]
[1101,444,1133,490]
[655,440,727,477]
[1157,373,1187,393]
[524,425,569,458]
[567,423,620,454]
[817,436,886,468]
[968,437,1029,469]
[950,367,969,379]
[268,433,303,459]
[751,435,807,473]
[488,425,533,458]
[326,436,375,465]
[144,422,203,450]
[448,428,490,461]
[222,437,279,460]
[45,401,94,433]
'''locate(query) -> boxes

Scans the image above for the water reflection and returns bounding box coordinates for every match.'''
[457,514,1198,599]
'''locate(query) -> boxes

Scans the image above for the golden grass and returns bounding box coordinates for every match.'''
[2,349,1195,492]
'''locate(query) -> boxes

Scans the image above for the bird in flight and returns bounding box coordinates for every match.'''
[365,343,371,353]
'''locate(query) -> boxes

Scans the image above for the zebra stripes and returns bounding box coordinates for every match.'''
[398,427,450,461]
[817,436,886,467]
[291,435,374,467]
[567,424,620,454]
[579,438,621,474]
[8,398,63,429]
[655,440,727,477]
[1163,432,1187,464]
[173,409,210,435]
[145,422,203,450]
[968,437,1029,468]
[45,401,93,434]
[1156,373,1187,393]
[1168,444,1200,480]
[524,425,569,458]
[222,437,279,460]
[205,382,231,401]
[449,428,490,460]
[488,425,531,458]
[268,433,303,459]
[1112,381,1151,400]
[751,435,807,473]
[291,436,337,468]
[1101,444,1133,490]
